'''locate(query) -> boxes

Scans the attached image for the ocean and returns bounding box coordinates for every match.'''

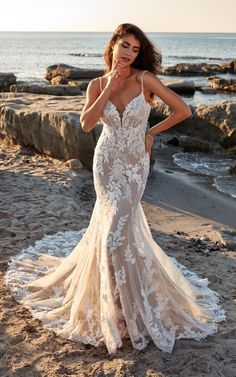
[0,31,235,103]
[173,152,236,199]
[0,31,235,199]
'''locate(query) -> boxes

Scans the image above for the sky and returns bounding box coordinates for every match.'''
[0,0,235,33]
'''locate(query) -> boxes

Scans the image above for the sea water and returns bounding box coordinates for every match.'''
[173,152,236,198]
[0,31,236,105]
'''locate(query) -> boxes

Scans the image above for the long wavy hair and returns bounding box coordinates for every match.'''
[103,23,162,104]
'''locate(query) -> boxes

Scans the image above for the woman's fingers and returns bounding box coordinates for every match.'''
[145,135,153,154]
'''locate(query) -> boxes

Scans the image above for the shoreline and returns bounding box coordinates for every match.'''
[146,142,236,230]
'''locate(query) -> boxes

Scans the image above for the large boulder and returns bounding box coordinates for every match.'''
[1,94,235,172]
[45,64,104,81]
[153,100,236,145]
[179,135,210,152]
[10,84,82,96]
[0,93,101,170]
[51,76,90,90]
[0,93,155,175]
[0,73,17,92]
[197,101,236,146]
[165,80,195,94]
[207,77,236,92]
[221,59,236,71]
[160,62,235,76]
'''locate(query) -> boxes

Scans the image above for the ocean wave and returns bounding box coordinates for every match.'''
[213,176,236,198]
[168,55,234,61]
[173,152,236,198]
[69,52,102,57]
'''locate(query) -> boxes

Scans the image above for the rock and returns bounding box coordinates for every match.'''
[197,101,236,147]
[51,76,90,90]
[207,274,218,283]
[179,135,210,152]
[51,75,69,85]
[166,137,180,146]
[10,84,82,96]
[226,146,236,157]
[161,63,225,76]
[221,59,236,71]
[0,72,17,92]
[217,229,236,251]
[229,164,236,175]
[155,100,236,145]
[208,77,236,92]
[0,93,101,170]
[1,93,235,173]
[45,64,104,81]
[0,93,156,176]
[68,80,90,90]
[199,87,217,94]
[65,159,84,169]
[166,80,195,94]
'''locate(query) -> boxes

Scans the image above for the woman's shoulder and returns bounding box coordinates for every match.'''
[135,69,150,83]
[136,68,152,77]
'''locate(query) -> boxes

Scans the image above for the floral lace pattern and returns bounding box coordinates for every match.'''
[4,70,226,355]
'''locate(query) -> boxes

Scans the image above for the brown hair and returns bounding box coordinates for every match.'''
[103,23,162,104]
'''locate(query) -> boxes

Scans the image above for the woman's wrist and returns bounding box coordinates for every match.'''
[146,131,155,140]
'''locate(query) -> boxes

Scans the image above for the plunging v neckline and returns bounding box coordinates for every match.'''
[107,91,145,124]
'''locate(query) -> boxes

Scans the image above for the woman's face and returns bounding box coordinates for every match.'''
[112,33,140,66]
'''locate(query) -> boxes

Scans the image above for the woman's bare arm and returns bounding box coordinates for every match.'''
[145,72,192,137]
[80,78,111,133]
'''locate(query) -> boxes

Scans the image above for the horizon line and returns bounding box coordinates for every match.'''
[0,30,235,33]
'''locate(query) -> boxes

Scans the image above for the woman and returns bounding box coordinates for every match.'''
[5,23,226,355]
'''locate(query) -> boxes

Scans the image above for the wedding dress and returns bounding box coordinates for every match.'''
[4,70,226,354]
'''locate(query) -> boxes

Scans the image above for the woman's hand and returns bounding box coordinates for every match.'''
[105,59,130,92]
[145,133,154,156]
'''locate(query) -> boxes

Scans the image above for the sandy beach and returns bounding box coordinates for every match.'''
[0,137,236,377]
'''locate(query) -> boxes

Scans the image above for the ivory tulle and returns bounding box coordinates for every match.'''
[4,70,226,354]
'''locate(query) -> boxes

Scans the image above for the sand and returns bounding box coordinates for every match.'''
[0,138,235,377]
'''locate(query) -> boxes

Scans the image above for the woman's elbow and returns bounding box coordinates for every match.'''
[182,104,192,121]
[81,123,91,133]
[80,115,91,133]
[81,120,95,133]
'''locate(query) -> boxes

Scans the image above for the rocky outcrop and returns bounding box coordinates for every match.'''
[45,64,104,81]
[153,100,236,145]
[10,84,83,96]
[165,80,195,94]
[1,94,236,172]
[221,59,236,71]
[0,93,155,175]
[0,73,16,92]
[51,76,90,90]
[0,93,100,170]
[179,135,210,152]
[197,101,236,146]
[226,146,236,157]
[208,77,236,92]
[160,60,236,76]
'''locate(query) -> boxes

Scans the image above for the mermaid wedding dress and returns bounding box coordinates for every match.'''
[5,71,226,354]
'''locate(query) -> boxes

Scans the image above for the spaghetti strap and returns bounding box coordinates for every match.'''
[99,77,102,93]
[141,70,147,93]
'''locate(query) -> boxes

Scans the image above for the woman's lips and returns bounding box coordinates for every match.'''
[121,57,130,62]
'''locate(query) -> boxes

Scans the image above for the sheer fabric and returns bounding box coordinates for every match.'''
[5,71,226,354]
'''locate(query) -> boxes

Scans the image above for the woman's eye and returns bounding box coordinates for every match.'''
[121,43,139,53]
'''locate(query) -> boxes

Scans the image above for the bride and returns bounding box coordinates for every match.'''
[5,23,226,355]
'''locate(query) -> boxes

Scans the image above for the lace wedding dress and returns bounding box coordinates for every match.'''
[5,70,226,354]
